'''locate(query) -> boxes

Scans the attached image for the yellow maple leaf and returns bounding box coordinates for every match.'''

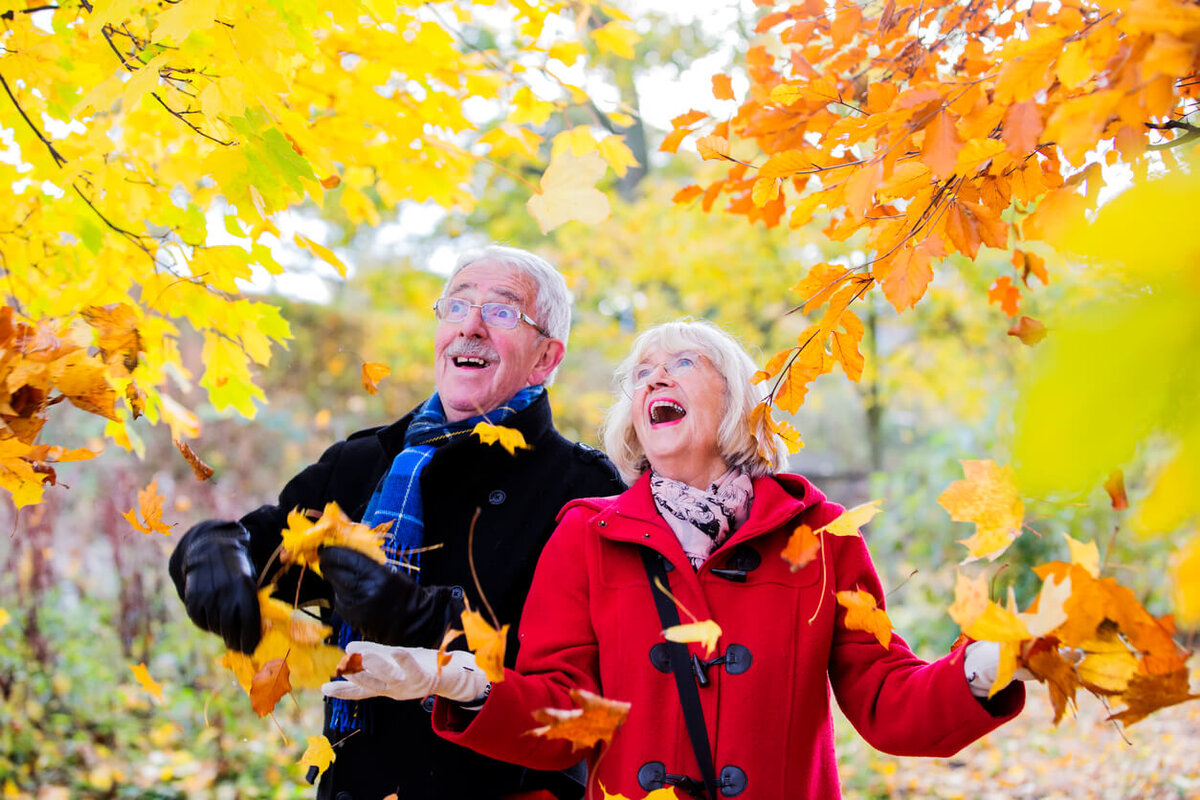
[129,662,163,703]
[590,20,639,58]
[938,460,1024,562]
[663,619,722,658]
[836,589,892,649]
[361,361,390,395]
[281,502,388,574]
[1018,573,1072,638]
[815,499,883,538]
[472,422,531,456]
[298,735,335,780]
[526,150,611,234]
[1063,532,1100,577]
[461,601,509,683]
[294,234,346,277]
[962,601,1031,643]
[121,478,173,535]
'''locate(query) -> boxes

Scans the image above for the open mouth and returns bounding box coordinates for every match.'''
[648,399,686,425]
[453,356,491,369]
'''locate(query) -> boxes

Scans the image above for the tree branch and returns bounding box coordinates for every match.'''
[0,73,67,167]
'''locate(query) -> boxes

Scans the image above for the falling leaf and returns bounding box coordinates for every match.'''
[528,687,631,751]
[987,276,1022,316]
[712,73,734,101]
[361,362,390,395]
[249,657,292,717]
[81,302,142,374]
[781,524,821,571]
[1104,469,1129,510]
[961,601,1030,643]
[298,735,335,780]
[174,439,214,481]
[526,150,611,234]
[461,601,508,683]
[282,502,388,574]
[938,460,1024,562]
[0,608,9,630]
[1076,627,1138,694]
[836,589,892,648]
[472,422,531,456]
[129,662,163,702]
[814,499,883,538]
[1024,640,1080,724]
[1006,316,1047,345]
[122,478,173,535]
[663,619,722,658]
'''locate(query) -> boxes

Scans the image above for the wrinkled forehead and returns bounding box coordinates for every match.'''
[630,329,712,367]
[446,261,537,306]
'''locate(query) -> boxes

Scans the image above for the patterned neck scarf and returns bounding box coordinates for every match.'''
[650,468,754,569]
[328,385,544,733]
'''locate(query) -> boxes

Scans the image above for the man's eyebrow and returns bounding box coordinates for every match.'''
[447,281,525,304]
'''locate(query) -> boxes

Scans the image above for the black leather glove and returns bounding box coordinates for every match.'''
[168,521,262,654]
[318,545,462,647]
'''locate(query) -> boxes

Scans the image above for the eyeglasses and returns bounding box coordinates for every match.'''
[631,352,702,389]
[433,297,547,336]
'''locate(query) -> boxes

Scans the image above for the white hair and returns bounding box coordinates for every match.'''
[601,319,788,484]
[446,244,571,384]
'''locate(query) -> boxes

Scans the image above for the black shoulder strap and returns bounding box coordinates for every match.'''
[640,548,719,800]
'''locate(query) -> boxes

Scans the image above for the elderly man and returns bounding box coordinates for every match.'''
[169,245,624,800]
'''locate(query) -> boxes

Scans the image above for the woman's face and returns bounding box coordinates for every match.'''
[630,346,729,486]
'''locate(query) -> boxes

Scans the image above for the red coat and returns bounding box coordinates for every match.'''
[436,472,1024,798]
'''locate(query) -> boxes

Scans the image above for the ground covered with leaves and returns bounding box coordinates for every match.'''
[837,658,1200,799]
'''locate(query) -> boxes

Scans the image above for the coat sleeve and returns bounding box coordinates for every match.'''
[433,506,604,771]
[826,530,1024,757]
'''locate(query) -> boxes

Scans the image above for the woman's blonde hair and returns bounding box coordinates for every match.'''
[601,319,789,485]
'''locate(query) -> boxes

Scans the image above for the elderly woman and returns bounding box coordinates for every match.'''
[324,319,1024,799]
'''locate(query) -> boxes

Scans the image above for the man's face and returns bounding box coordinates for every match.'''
[433,260,564,422]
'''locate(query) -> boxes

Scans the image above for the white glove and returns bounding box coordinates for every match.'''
[963,640,1034,698]
[320,641,490,704]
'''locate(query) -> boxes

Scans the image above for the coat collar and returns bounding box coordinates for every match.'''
[374,389,555,457]
[594,470,827,561]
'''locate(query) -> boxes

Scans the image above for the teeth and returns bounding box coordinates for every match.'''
[649,399,686,424]
[454,357,489,367]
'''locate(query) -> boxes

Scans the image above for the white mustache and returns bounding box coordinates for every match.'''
[447,341,499,361]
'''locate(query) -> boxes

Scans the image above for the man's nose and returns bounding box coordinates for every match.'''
[458,304,488,336]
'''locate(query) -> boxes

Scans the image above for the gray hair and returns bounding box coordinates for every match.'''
[446,244,571,384]
[601,319,788,485]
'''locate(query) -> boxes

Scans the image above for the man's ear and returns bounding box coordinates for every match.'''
[527,337,566,386]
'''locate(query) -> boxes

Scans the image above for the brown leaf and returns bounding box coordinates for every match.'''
[174,439,214,481]
[249,657,291,717]
[1107,669,1199,727]
[528,687,632,751]
[1007,316,1047,345]
[1104,469,1129,510]
[335,652,364,677]
[1024,639,1079,724]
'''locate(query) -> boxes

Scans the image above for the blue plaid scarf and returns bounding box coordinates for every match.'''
[328,385,544,732]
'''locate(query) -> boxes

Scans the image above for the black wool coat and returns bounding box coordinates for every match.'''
[190,392,624,800]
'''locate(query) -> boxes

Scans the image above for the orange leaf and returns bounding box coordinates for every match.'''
[844,159,883,218]
[361,362,390,395]
[250,657,291,717]
[174,439,214,481]
[528,687,631,751]
[1108,669,1200,727]
[921,112,963,180]
[81,302,142,374]
[122,478,173,535]
[781,524,821,571]
[943,203,981,258]
[836,589,892,649]
[988,275,1022,316]
[672,185,704,204]
[712,73,734,101]
[335,652,364,677]
[1105,470,1129,511]
[1002,101,1043,157]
